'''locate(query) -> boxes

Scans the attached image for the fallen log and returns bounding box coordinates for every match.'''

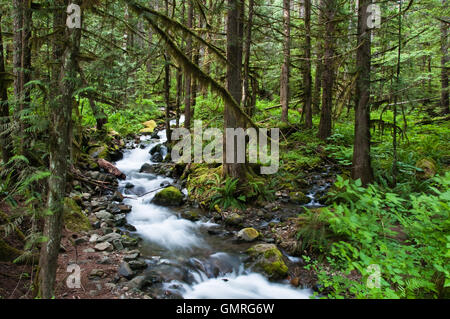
[97,158,126,180]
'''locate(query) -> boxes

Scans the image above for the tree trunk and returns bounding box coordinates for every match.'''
[223,0,246,179]
[312,1,324,115]
[280,0,290,123]
[242,0,255,116]
[39,0,81,299]
[351,0,374,185]
[441,0,449,114]
[303,0,313,128]
[0,12,12,163]
[184,1,193,129]
[318,0,335,140]
[13,0,23,107]
[164,0,171,142]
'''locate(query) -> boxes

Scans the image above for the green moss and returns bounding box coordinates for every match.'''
[416,158,437,180]
[186,164,222,204]
[289,191,311,205]
[152,186,183,206]
[246,244,288,279]
[225,213,243,226]
[262,260,288,277]
[0,238,21,262]
[63,198,92,232]
[88,144,108,159]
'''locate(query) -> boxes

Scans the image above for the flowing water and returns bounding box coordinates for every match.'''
[115,119,313,299]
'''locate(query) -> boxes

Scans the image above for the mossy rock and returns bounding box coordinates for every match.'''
[88,144,108,159]
[289,191,311,205]
[181,210,201,221]
[237,227,260,242]
[186,164,222,204]
[0,238,21,262]
[246,244,288,280]
[79,153,99,170]
[152,186,183,206]
[140,120,157,134]
[416,158,437,180]
[63,198,92,232]
[225,213,243,226]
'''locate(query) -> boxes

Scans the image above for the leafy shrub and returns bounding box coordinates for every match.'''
[309,174,450,299]
[208,174,246,210]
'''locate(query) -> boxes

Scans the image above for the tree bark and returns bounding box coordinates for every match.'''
[223,0,246,179]
[441,0,449,114]
[39,0,81,299]
[280,0,290,123]
[184,1,193,129]
[351,0,374,185]
[0,11,12,163]
[303,0,313,128]
[312,0,324,115]
[242,0,255,116]
[318,0,335,140]
[164,0,171,142]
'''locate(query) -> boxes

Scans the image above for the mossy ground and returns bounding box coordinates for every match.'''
[63,198,92,233]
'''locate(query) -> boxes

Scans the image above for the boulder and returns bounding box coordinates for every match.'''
[149,144,163,155]
[288,191,311,205]
[224,213,243,226]
[139,163,155,174]
[118,262,134,279]
[89,145,108,159]
[94,242,113,252]
[141,120,157,133]
[123,253,140,262]
[95,210,113,221]
[114,213,127,227]
[89,234,100,243]
[151,152,163,163]
[128,259,147,270]
[246,244,288,280]
[181,211,201,221]
[416,158,437,180]
[152,186,183,206]
[237,228,260,242]
[112,191,124,202]
[89,269,105,279]
[125,276,148,290]
[97,232,121,243]
[112,238,124,251]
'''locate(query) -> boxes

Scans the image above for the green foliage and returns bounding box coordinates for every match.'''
[208,174,246,210]
[309,174,450,299]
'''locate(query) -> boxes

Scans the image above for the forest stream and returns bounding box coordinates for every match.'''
[114,118,314,299]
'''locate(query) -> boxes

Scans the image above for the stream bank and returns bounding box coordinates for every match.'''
[51,120,338,299]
